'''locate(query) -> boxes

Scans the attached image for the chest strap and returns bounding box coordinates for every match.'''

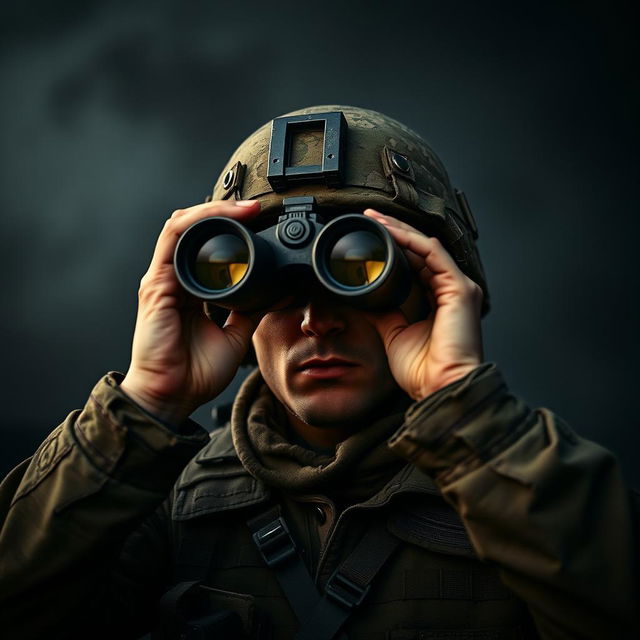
[247,505,400,640]
[247,505,320,623]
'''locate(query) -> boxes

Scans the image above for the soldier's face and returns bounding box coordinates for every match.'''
[252,286,401,431]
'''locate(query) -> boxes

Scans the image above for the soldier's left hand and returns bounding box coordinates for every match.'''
[363,209,484,400]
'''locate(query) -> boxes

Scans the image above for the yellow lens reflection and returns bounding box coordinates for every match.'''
[328,231,387,287]
[364,260,385,283]
[194,234,249,290]
[227,262,248,285]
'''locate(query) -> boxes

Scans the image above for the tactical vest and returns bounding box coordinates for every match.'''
[157,426,539,640]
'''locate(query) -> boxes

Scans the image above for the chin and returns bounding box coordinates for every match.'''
[291,391,385,430]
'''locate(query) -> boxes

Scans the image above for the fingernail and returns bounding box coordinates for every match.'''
[235,200,258,207]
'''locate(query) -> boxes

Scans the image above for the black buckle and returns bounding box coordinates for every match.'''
[267,111,347,191]
[324,570,370,610]
[252,517,296,568]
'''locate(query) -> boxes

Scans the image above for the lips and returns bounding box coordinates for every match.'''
[296,356,359,379]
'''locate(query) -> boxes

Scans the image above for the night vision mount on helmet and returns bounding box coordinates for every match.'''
[175,105,489,316]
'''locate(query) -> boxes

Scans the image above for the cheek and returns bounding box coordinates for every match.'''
[252,316,276,368]
[252,323,279,396]
[252,312,296,379]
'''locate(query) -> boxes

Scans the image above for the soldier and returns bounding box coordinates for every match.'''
[0,106,638,639]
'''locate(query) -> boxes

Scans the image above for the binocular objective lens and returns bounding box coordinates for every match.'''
[194,234,249,290]
[328,230,386,288]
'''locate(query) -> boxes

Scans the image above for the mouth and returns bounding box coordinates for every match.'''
[296,356,359,379]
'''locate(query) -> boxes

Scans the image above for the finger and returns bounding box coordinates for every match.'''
[364,209,431,270]
[222,310,260,357]
[170,199,258,220]
[364,208,420,235]
[367,213,458,278]
[403,246,430,273]
[365,308,409,352]
[365,208,440,278]
[365,209,438,261]
[402,248,436,309]
[150,200,261,269]
[365,209,478,305]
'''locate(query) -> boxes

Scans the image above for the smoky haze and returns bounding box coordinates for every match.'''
[1,0,639,486]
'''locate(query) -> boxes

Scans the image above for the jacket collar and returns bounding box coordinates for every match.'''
[172,425,441,521]
[172,426,270,521]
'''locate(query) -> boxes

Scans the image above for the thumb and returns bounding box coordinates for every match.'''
[368,310,409,352]
[221,310,260,358]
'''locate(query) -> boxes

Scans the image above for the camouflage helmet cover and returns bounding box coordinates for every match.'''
[211,105,489,314]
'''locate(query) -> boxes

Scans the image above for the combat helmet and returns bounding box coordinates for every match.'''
[209,105,489,314]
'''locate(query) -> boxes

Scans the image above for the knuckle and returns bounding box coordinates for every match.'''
[137,276,150,299]
[464,279,483,301]
[138,270,160,296]
[170,208,186,219]
[163,217,177,231]
[139,264,174,293]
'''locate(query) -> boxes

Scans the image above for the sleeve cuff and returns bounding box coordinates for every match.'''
[72,372,210,491]
[388,363,533,483]
[110,372,202,437]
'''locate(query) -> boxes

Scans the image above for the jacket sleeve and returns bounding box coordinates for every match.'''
[0,372,210,639]
[388,363,640,639]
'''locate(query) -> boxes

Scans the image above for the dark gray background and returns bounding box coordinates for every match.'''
[1,0,638,486]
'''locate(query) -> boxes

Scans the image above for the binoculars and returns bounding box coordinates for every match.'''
[174,197,411,312]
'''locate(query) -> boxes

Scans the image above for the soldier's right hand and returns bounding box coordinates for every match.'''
[120,200,261,425]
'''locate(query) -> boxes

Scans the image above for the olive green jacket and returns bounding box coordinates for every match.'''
[0,364,637,638]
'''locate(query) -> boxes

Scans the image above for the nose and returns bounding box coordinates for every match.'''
[300,295,347,338]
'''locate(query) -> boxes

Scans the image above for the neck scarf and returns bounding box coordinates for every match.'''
[231,368,410,505]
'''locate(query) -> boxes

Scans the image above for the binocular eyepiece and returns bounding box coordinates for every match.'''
[174,198,411,312]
